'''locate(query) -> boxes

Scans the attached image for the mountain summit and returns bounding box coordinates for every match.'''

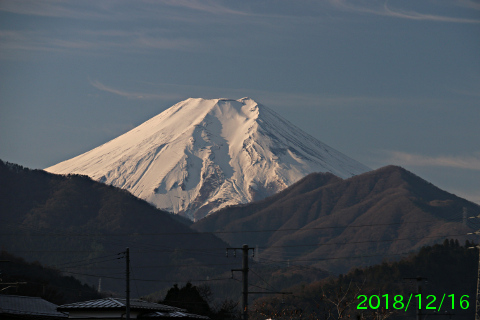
[46,97,370,220]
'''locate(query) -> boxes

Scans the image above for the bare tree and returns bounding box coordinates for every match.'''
[321,278,366,320]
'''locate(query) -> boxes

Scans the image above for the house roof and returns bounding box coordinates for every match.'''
[141,311,210,319]
[57,298,183,313]
[0,294,68,318]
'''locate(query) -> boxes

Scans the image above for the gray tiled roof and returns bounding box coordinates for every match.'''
[58,298,183,312]
[141,311,210,319]
[0,294,67,318]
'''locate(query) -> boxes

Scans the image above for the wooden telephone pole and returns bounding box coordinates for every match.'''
[227,244,291,320]
[125,248,130,320]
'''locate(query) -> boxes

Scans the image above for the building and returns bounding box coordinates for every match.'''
[0,294,68,320]
[57,297,209,319]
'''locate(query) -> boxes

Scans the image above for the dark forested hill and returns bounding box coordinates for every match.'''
[0,250,101,304]
[193,166,480,273]
[0,160,230,296]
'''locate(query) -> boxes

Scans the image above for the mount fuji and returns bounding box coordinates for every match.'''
[46,97,370,221]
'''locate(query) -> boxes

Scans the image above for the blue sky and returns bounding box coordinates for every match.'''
[1,0,479,204]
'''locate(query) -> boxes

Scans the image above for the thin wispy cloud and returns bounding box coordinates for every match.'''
[3,0,478,25]
[0,0,251,22]
[136,36,199,50]
[329,0,480,23]
[387,151,480,171]
[0,0,111,20]
[130,81,406,109]
[0,27,202,58]
[157,0,249,16]
[0,30,60,58]
[255,92,446,110]
[0,29,105,58]
[457,0,480,10]
[125,80,462,111]
[382,2,480,23]
[90,80,183,101]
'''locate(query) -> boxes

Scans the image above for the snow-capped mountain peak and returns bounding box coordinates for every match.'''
[46,97,370,221]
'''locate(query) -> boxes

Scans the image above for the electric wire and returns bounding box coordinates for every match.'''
[2,215,474,258]
[5,229,465,269]
[258,232,472,254]
[256,251,411,264]
[74,261,242,270]
[52,254,123,268]
[61,270,233,283]
[1,216,470,236]
[249,268,280,293]
[10,216,477,255]
[230,276,275,294]
[129,261,141,299]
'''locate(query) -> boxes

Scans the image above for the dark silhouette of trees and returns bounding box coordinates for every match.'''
[162,282,211,315]
[251,239,477,320]
[161,282,239,319]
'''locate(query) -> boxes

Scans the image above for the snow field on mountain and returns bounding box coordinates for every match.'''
[46,97,370,220]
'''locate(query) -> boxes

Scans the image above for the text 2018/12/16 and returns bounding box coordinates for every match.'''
[357,294,470,312]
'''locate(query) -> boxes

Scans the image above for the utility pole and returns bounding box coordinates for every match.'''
[228,244,253,320]
[467,217,480,320]
[476,245,480,320]
[227,244,292,320]
[126,248,130,320]
[404,276,427,320]
[242,244,248,320]
[467,241,480,320]
[416,277,424,320]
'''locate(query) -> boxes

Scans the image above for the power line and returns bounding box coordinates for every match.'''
[129,261,141,299]
[3,231,472,262]
[3,213,475,261]
[61,270,233,283]
[258,232,472,254]
[231,277,275,294]
[73,262,242,270]
[1,216,471,237]
[249,268,280,293]
[52,253,123,268]
[256,251,412,264]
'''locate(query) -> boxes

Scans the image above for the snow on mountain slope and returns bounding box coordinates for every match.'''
[45,97,370,221]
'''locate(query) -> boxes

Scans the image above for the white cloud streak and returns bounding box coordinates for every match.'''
[2,0,478,24]
[329,0,480,23]
[387,151,480,171]
[457,0,480,10]
[105,80,462,111]
[0,0,251,21]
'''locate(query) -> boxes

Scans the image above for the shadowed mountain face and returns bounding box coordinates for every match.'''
[192,166,479,273]
[0,160,229,296]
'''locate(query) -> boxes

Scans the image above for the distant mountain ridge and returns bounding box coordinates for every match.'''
[45,97,370,221]
[192,165,479,273]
